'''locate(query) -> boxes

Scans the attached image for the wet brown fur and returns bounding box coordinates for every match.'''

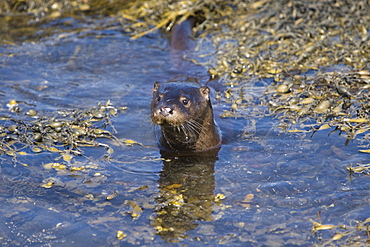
[151,81,221,152]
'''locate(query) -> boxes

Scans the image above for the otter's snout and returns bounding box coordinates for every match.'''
[152,105,177,125]
[158,106,173,117]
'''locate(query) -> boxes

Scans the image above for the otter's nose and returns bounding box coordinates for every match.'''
[158,107,173,117]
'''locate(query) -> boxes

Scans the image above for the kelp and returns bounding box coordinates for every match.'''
[312,215,370,246]
[0,100,125,163]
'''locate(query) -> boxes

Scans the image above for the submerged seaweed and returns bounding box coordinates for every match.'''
[0,100,125,162]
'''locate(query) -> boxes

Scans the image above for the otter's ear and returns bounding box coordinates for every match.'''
[200,86,210,100]
[153,81,161,93]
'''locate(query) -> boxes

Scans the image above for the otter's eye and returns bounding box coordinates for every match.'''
[182,99,189,105]
[157,96,161,102]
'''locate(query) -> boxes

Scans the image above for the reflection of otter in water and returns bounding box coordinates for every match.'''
[152,153,217,242]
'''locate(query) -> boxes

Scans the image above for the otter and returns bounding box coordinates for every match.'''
[151,17,221,153]
[170,16,197,51]
[151,80,221,152]
[169,16,197,71]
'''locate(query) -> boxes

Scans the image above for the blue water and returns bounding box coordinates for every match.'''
[0,17,369,246]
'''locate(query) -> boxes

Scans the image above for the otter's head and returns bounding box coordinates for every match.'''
[151,81,211,127]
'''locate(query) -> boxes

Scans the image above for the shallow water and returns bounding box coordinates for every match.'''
[0,17,369,246]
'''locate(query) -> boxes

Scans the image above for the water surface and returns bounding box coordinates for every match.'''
[0,17,369,246]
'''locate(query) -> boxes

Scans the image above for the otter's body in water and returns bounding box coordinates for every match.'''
[151,80,221,152]
[151,17,221,153]
[170,16,197,51]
